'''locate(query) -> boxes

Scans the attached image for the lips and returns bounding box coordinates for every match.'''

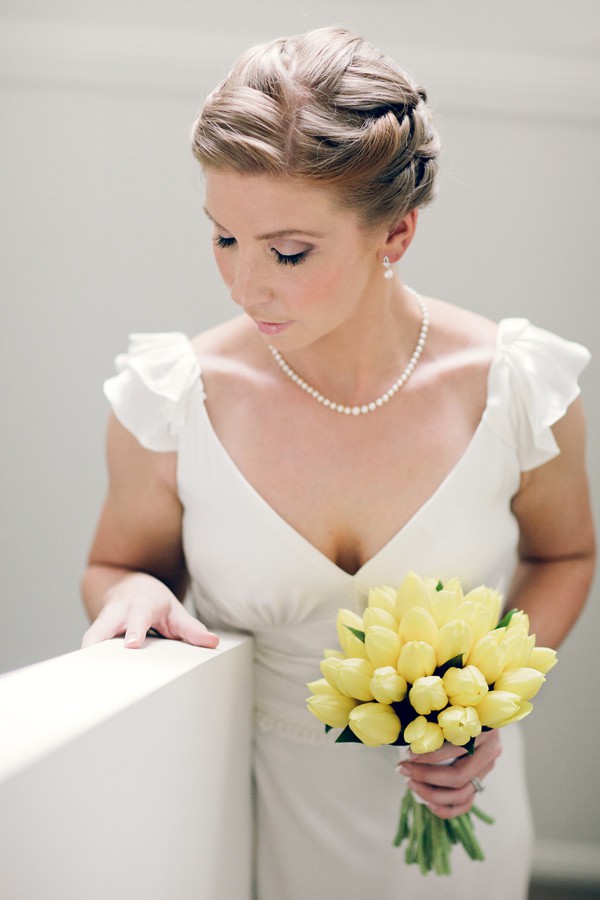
[253,319,292,336]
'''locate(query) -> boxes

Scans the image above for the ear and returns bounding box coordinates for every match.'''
[383,209,418,262]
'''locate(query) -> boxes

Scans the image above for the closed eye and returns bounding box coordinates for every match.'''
[272,248,309,266]
[215,235,236,249]
[214,234,309,266]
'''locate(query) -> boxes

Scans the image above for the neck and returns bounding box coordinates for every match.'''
[269,284,428,412]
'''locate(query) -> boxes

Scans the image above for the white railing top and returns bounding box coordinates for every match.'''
[0,633,249,783]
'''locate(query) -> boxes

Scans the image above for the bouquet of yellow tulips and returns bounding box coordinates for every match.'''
[306,573,557,875]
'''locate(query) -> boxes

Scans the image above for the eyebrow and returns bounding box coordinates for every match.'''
[203,207,325,241]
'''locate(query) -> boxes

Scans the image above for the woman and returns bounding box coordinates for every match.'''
[81,26,595,899]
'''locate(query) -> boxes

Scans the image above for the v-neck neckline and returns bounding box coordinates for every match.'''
[201,409,489,580]
[186,326,503,580]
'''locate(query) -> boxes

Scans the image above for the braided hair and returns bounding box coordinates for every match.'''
[192,26,440,227]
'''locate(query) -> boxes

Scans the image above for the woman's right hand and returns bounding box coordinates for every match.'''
[81,571,219,650]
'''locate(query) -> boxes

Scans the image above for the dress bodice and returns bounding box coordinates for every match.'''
[104,319,589,743]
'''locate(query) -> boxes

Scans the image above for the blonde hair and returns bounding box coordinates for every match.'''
[191,26,440,228]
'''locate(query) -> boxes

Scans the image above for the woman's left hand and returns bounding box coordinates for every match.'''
[396,730,501,819]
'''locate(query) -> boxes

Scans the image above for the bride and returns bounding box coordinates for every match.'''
[82,26,594,899]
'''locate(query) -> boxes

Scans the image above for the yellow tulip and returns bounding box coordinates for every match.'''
[336,658,375,702]
[447,601,493,646]
[397,641,437,684]
[363,606,398,632]
[323,648,345,660]
[467,634,507,684]
[367,585,398,618]
[399,607,438,646]
[365,625,402,669]
[306,691,358,729]
[438,705,481,746]
[336,609,369,660]
[496,699,533,727]
[528,646,558,674]
[320,657,345,693]
[442,665,489,707]
[501,633,535,669]
[436,620,472,667]
[395,571,432,620]
[370,667,408,704]
[348,702,401,747]
[475,690,522,728]
[429,585,461,628]
[464,586,502,629]
[494,667,545,701]
[307,677,337,695]
[441,577,465,603]
[403,716,445,754]
[409,675,448,716]
[506,610,530,635]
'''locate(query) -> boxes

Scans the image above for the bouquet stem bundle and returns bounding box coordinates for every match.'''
[394,789,493,875]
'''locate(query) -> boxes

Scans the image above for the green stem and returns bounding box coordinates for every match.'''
[471,804,495,825]
[393,790,493,875]
[431,810,451,875]
[393,790,413,847]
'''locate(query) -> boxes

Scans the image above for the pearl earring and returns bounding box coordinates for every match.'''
[383,256,394,279]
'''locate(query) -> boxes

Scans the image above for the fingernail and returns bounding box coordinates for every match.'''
[124,633,138,647]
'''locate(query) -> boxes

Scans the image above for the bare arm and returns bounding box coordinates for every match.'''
[81,413,219,649]
[507,397,596,648]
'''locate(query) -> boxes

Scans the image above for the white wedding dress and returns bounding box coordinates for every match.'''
[105,318,589,900]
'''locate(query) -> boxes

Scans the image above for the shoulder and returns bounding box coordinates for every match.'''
[478,315,590,471]
[104,332,204,453]
[189,315,275,402]
[419,297,498,425]
[191,314,262,364]
[426,297,498,365]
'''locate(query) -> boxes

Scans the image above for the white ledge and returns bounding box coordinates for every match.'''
[0,635,253,900]
[0,635,248,782]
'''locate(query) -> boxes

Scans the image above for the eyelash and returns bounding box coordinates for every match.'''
[214,235,308,267]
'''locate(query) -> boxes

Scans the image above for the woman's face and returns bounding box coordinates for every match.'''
[203,170,388,351]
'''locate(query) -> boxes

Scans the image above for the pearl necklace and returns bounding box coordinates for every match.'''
[268,288,429,416]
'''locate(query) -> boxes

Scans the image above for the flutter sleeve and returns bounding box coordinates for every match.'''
[485,318,591,471]
[103,333,204,452]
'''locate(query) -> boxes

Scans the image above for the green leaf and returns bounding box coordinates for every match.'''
[334,725,363,743]
[495,608,518,630]
[436,654,465,677]
[324,724,332,734]
[344,625,366,642]
[464,736,476,755]
[436,580,444,592]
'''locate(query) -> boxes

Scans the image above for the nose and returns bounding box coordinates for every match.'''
[229,255,273,311]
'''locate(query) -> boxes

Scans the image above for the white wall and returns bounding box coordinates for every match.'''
[1,0,599,866]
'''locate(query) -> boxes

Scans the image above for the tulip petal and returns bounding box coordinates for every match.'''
[336,609,369,659]
[396,572,432,620]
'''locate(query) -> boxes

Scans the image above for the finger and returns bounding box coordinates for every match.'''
[408,778,475,813]
[81,605,127,648]
[123,608,156,649]
[402,746,497,790]
[407,743,466,765]
[167,605,220,649]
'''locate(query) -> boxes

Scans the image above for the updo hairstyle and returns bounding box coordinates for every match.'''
[191,26,441,229]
